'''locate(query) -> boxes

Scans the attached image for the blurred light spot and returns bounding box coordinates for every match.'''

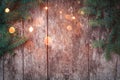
[80,11,85,15]
[9,27,15,34]
[29,26,33,32]
[5,8,10,13]
[59,11,62,14]
[72,16,76,20]
[77,1,81,4]
[65,14,72,20]
[33,17,44,27]
[45,6,48,10]
[67,25,72,31]
[44,36,52,45]
[24,40,35,49]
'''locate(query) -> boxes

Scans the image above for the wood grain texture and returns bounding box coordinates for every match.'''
[117,57,120,80]
[23,8,47,80]
[48,0,88,80]
[0,0,120,80]
[4,52,23,80]
[88,28,118,80]
[0,57,3,80]
[3,22,23,80]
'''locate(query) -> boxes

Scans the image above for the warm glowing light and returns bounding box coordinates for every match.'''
[29,26,33,32]
[27,16,32,21]
[65,15,76,20]
[77,1,81,4]
[44,36,52,45]
[72,16,76,20]
[33,17,44,27]
[67,25,72,31]
[5,8,10,13]
[45,6,48,10]
[59,11,62,14]
[80,11,84,15]
[65,14,72,20]
[9,27,15,34]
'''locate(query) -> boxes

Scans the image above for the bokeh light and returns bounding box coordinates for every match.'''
[67,25,72,31]
[44,36,52,45]
[9,27,15,34]
[29,26,34,32]
[5,8,10,13]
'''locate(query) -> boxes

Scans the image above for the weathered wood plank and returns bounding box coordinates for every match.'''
[89,28,117,80]
[4,49,23,80]
[48,0,89,80]
[3,22,24,80]
[2,1,120,80]
[0,57,3,80]
[89,50,118,80]
[23,8,47,80]
[117,56,120,80]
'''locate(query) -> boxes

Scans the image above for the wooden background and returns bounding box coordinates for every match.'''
[0,0,120,80]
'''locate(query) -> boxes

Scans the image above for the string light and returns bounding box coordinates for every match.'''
[5,8,10,13]
[80,11,84,15]
[29,26,33,32]
[59,11,62,14]
[67,25,72,31]
[65,14,71,20]
[77,1,81,4]
[72,16,76,20]
[44,36,52,45]
[45,6,48,10]
[9,27,15,34]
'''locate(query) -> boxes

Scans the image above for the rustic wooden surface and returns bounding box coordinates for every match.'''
[117,57,120,80]
[0,57,3,80]
[88,28,118,80]
[4,49,23,80]
[3,23,24,80]
[48,0,88,80]
[0,0,120,80]
[23,8,47,80]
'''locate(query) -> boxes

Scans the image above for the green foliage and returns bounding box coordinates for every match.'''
[7,37,27,51]
[80,0,120,60]
[92,40,104,48]
[79,7,96,15]
[89,19,105,27]
[0,0,43,57]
